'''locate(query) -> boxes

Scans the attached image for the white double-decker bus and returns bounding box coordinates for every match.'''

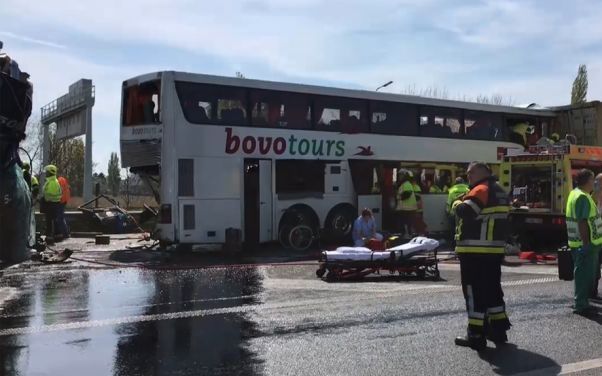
[120,71,556,248]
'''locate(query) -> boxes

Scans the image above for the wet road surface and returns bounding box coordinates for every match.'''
[1,260,602,375]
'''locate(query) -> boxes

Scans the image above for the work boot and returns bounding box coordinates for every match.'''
[454,334,486,351]
[573,306,598,317]
[487,331,508,345]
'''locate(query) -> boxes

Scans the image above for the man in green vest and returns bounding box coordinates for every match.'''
[42,164,63,238]
[447,177,470,243]
[410,172,427,235]
[429,176,449,194]
[395,169,417,238]
[566,169,602,316]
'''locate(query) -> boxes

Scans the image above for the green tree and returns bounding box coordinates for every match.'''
[107,152,121,197]
[48,130,85,196]
[571,64,588,105]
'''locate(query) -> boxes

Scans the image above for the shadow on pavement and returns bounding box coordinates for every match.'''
[322,275,447,283]
[109,245,318,268]
[478,343,560,375]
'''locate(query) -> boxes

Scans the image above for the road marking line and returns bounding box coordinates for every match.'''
[0,294,257,319]
[0,276,560,337]
[513,357,602,375]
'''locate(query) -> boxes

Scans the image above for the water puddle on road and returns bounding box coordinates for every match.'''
[0,266,265,375]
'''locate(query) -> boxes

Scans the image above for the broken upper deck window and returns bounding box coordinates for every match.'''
[122,80,161,126]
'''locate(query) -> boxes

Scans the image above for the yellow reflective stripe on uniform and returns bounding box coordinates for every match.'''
[456,246,505,254]
[487,219,495,241]
[488,312,508,321]
[468,318,484,326]
[481,206,510,214]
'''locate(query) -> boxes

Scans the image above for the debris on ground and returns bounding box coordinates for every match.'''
[78,194,147,234]
[31,248,73,263]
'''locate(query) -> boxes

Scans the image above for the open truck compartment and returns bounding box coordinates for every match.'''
[501,143,602,251]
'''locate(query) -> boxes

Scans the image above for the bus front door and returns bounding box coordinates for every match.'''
[244,159,273,244]
[259,160,273,243]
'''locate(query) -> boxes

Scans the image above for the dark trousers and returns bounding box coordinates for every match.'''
[55,203,69,238]
[413,212,427,235]
[459,253,510,336]
[44,202,60,237]
[447,215,456,244]
[395,211,415,237]
[593,249,602,298]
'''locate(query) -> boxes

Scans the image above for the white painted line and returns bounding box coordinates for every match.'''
[0,276,561,337]
[513,357,602,375]
[0,294,257,319]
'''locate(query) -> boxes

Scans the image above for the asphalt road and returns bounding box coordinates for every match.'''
[1,255,602,376]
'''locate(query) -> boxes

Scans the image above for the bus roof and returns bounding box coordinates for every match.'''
[125,71,558,118]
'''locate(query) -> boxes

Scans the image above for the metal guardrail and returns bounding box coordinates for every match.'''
[41,85,95,123]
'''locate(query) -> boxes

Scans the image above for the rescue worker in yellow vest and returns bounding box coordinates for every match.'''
[447,177,470,243]
[21,162,39,198]
[22,162,32,188]
[395,169,417,238]
[565,169,602,316]
[31,175,39,199]
[429,176,449,194]
[42,165,63,238]
[410,172,427,236]
[454,162,511,351]
[510,122,535,148]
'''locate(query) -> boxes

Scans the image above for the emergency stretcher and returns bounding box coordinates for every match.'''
[316,237,441,281]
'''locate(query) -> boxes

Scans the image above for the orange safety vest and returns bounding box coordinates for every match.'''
[58,176,71,204]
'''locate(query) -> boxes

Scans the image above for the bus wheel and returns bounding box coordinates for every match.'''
[325,204,356,242]
[288,224,314,252]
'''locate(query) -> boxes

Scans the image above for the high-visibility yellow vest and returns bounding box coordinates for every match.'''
[412,183,423,212]
[430,185,442,193]
[566,188,602,248]
[447,183,469,213]
[43,176,62,203]
[396,181,417,211]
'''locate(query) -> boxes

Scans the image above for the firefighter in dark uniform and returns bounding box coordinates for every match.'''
[454,161,511,351]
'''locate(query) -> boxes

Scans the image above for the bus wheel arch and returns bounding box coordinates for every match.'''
[325,203,356,241]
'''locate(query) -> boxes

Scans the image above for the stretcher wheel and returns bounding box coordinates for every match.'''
[432,269,441,281]
[316,268,326,278]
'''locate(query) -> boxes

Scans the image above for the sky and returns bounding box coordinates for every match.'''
[2,0,602,173]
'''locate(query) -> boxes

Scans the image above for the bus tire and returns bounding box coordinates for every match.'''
[278,204,319,249]
[325,204,356,242]
[288,224,314,252]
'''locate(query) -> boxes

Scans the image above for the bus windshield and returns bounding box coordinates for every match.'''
[122,79,161,126]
